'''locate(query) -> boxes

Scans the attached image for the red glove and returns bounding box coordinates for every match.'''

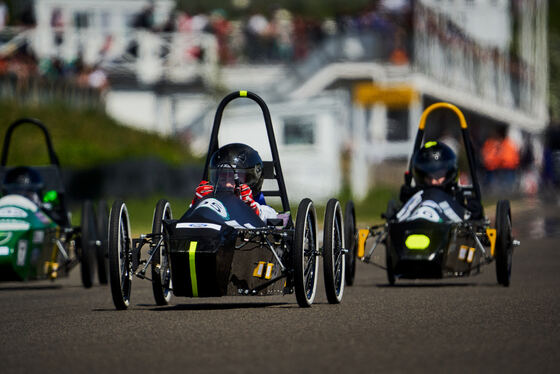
[239,184,259,216]
[191,180,213,205]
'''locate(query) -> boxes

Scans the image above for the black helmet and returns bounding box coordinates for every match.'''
[2,166,44,197]
[209,143,264,196]
[412,141,458,188]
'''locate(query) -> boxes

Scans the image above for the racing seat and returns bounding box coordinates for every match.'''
[261,161,291,228]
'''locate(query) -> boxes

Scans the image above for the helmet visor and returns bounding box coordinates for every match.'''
[209,167,257,192]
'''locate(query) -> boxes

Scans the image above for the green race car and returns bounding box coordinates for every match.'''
[0,118,107,287]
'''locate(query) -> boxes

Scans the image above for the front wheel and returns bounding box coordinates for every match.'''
[293,198,319,307]
[96,200,109,285]
[151,199,173,305]
[108,200,133,309]
[323,199,345,304]
[495,200,513,286]
[80,200,96,288]
[344,201,357,286]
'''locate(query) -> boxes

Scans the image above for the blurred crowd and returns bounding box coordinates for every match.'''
[0,47,109,92]
[132,3,411,65]
[0,1,413,91]
[0,5,108,95]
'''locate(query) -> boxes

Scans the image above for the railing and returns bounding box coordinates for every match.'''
[0,74,103,109]
[413,3,541,117]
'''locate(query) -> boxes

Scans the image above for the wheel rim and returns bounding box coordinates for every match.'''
[332,211,345,297]
[118,209,131,305]
[303,211,317,301]
[506,214,513,275]
[152,201,173,304]
[158,206,172,301]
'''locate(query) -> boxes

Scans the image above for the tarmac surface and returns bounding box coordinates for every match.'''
[1,197,559,373]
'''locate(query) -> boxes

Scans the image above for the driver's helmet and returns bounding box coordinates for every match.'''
[2,166,44,203]
[209,143,264,196]
[412,141,458,188]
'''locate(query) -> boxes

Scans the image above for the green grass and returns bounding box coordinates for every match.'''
[0,100,200,167]
[71,195,190,235]
[77,186,400,236]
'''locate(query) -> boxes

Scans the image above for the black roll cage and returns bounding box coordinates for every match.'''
[202,90,291,215]
[2,118,61,167]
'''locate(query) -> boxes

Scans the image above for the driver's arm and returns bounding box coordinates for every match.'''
[239,184,277,219]
[191,180,214,206]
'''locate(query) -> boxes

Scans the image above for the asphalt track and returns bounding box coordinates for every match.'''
[1,198,559,373]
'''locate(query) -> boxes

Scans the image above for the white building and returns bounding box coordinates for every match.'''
[2,0,548,202]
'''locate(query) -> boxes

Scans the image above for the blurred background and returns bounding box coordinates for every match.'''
[0,0,557,224]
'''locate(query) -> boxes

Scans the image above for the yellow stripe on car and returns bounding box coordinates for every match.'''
[189,241,198,297]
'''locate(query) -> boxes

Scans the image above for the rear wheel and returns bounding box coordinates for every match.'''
[323,199,345,304]
[151,199,173,305]
[96,200,109,285]
[386,245,395,286]
[344,201,357,286]
[80,200,96,288]
[293,198,318,307]
[108,200,133,309]
[495,200,513,286]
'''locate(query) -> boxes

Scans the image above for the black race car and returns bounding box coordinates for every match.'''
[107,90,356,309]
[357,102,519,286]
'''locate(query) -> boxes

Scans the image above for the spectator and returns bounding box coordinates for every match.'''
[481,126,520,194]
[0,1,8,31]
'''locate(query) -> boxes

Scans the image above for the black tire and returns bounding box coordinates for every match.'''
[293,198,319,307]
[151,199,173,305]
[96,200,109,285]
[323,199,345,304]
[495,200,513,286]
[386,244,395,286]
[80,200,96,288]
[108,200,133,310]
[344,201,357,286]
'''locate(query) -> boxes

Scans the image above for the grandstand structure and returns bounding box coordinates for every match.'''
[0,0,549,201]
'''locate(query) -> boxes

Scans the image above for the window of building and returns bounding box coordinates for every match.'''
[74,12,89,29]
[283,117,315,145]
[386,108,409,141]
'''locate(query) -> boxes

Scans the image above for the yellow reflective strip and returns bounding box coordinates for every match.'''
[358,229,369,258]
[253,261,265,278]
[486,228,497,257]
[189,241,198,297]
[265,263,273,279]
[424,141,437,148]
[240,90,248,97]
[467,247,475,263]
[458,245,468,260]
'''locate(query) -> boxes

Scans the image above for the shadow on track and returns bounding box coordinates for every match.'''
[151,301,290,311]
[0,284,62,291]
[376,282,475,288]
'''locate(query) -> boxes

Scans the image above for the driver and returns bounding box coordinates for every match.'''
[1,166,44,205]
[191,143,277,221]
[397,141,479,222]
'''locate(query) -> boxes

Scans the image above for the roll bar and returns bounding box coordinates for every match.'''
[202,91,290,213]
[407,102,482,202]
[1,118,60,167]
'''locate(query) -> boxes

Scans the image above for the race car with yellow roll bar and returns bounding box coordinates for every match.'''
[356,103,520,286]
[107,90,356,309]
[0,118,108,287]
